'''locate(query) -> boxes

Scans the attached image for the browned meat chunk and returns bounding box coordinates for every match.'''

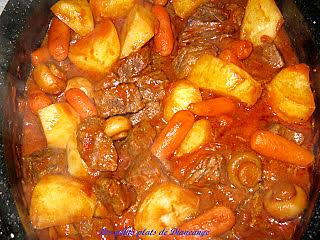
[90,132,118,171]
[116,46,151,82]
[173,2,243,79]
[179,3,241,47]
[267,123,304,145]
[77,117,118,171]
[182,151,225,187]
[134,69,168,103]
[129,101,162,125]
[94,83,145,118]
[94,72,119,90]
[115,121,157,177]
[260,42,285,69]
[116,121,167,197]
[124,121,157,158]
[94,177,131,215]
[173,44,218,79]
[23,148,67,185]
[126,151,167,198]
[183,153,225,187]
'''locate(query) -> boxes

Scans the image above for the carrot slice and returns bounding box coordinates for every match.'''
[151,110,194,160]
[31,46,51,66]
[48,17,71,61]
[152,5,174,56]
[65,88,97,119]
[251,130,314,167]
[188,97,236,117]
[174,206,235,239]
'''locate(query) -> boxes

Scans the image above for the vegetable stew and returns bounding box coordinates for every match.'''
[19,0,317,239]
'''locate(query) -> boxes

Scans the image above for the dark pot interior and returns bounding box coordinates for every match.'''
[0,0,319,239]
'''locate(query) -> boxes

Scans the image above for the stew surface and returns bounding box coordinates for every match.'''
[19,0,316,239]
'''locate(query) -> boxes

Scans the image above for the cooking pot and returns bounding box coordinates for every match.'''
[0,0,319,239]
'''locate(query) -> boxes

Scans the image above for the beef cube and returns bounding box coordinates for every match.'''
[129,101,162,125]
[126,151,167,198]
[94,83,145,118]
[183,153,225,187]
[23,148,67,185]
[116,46,151,82]
[267,123,304,145]
[134,70,168,102]
[120,121,167,197]
[77,117,118,172]
[94,72,120,90]
[94,177,131,215]
[90,132,118,171]
[173,44,218,79]
[261,43,285,69]
[124,121,157,159]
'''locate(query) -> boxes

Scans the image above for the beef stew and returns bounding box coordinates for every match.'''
[18,0,317,239]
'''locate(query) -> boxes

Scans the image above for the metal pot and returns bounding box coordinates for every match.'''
[0,0,319,239]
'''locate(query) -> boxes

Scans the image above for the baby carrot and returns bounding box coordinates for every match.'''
[188,97,236,117]
[251,131,314,167]
[48,17,70,61]
[229,39,253,60]
[31,46,51,66]
[151,5,174,56]
[28,91,53,115]
[175,206,235,239]
[151,110,194,160]
[65,88,97,119]
[219,49,242,66]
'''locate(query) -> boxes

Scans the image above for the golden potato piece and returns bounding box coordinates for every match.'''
[240,0,283,46]
[51,0,94,36]
[90,0,135,20]
[163,80,202,121]
[120,4,154,59]
[38,103,80,149]
[172,0,207,19]
[66,133,88,177]
[68,20,120,73]
[188,54,262,106]
[135,183,199,239]
[267,64,315,123]
[65,77,94,99]
[30,175,96,229]
[176,119,211,157]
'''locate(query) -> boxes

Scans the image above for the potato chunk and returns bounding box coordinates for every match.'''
[68,20,120,73]
[267,64,315,123]
[188,54,262,106]
[240,0,283,46]
[120,4,154,59]
[172,0,207,19]
[90,0,135,20]
[30,175,96,229]
[66,133,88,177]
[51,0,94,36]
[163,80,202,121]
[176,119,211,157]
[135,183,199,239]
[38,103,80,149]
